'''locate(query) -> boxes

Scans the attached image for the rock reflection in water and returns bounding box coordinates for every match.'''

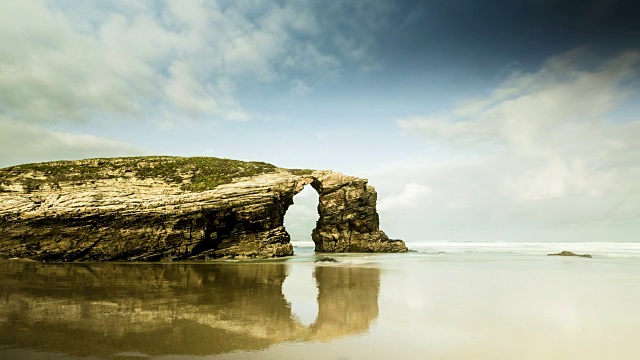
[0,261,379,358]
[312,265,380,340]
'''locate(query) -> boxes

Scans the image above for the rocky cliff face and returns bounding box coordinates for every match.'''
[0,157,407,261]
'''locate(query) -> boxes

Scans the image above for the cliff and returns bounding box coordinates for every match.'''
[0,157,407,261]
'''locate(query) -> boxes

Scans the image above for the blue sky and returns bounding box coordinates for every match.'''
[1,0,639,242]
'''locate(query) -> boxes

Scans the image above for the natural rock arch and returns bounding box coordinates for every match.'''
[0,163,407,261]
[284,171,406,253]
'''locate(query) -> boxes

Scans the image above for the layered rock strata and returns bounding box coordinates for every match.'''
[0,157,407,261]
[310,172,406,253]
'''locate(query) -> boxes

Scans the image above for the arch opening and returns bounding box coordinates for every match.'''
[283,184,319,249]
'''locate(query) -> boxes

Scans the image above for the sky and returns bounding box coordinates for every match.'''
[1,0,640,242]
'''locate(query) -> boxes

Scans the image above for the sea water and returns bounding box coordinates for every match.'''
[1,242,640,359]
[406,241,640,258]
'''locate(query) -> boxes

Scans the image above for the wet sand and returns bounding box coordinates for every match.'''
[1,246,639,359]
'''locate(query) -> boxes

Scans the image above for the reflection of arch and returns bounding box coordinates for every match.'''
[0,261,380,357]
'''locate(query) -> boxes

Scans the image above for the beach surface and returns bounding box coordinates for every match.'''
[1,242,639,359]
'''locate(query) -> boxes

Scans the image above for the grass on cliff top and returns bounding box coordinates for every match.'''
[288,168,314,176]
[0,156,311,192]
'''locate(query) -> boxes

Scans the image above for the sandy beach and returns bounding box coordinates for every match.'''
[1,243,639,360]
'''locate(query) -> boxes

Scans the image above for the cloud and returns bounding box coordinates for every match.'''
[384,49,640,240]
[0,118,145,168]
[0,0,392,126]
[0,0,396,166]
[289,79,312,96]
[0,2,139,123]
[379,183,431,212]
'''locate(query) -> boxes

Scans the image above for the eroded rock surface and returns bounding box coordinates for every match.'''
[0,157,406,261]
[311,172,407,253]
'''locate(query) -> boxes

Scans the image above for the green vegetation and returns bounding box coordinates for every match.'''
[288,168,314,176]
[0,156,282,192]
[148,157,279,192]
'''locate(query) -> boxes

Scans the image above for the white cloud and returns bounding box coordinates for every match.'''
[0,118,146,168]
[0,0,391,126]
[379,183,431,212]
[384,49,640,241]
[0,0,395,166]
[0,2,139,123]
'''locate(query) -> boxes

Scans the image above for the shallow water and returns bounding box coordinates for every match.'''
[1,244,640,359]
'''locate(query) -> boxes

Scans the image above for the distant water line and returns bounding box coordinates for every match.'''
[405,241,640,258]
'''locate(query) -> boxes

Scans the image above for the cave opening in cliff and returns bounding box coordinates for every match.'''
[283,184,319,248]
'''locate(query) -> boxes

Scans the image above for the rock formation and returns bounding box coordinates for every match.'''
[548,251,592,258]
[310,172,406,253]
[0,157,407,261]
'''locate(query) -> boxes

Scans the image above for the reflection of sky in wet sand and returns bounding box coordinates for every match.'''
[282,263,318,326]
[1,253,640,359]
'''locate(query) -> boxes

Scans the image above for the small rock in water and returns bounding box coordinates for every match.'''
[315,257,338,263]
[548,250,592,258]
